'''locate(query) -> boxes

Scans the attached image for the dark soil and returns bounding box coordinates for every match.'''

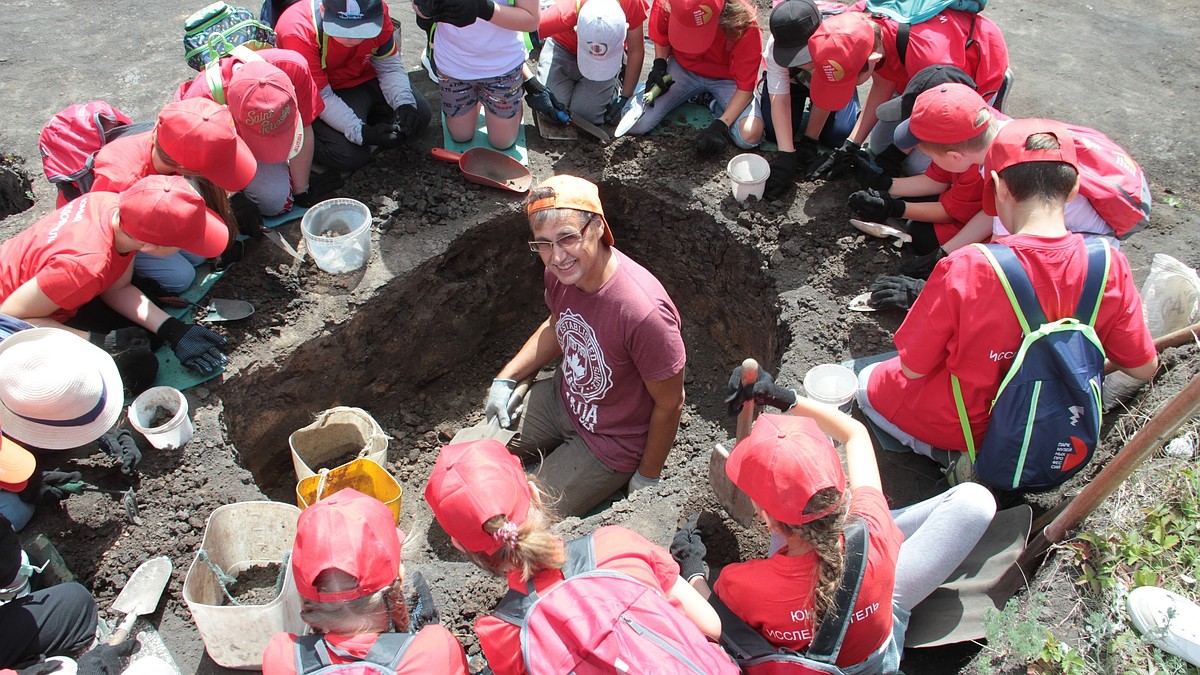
[150,405,178,429]
[222,562,284,607]
[0,0,1197,674]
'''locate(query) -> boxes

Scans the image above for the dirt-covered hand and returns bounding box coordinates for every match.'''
[806,139,863,180]
[868,275,925,310]
[669,514,707,580]
[157,317,228,374]
[361,122,402,149]
[900,246,947,280]
[847,189,906,222]
[90,327,152,355]
[725,367,797,415]
[99,429,142,476]
[77,640,137,675]
[852,153,893,192]
[645,58,673,101]
[485,378,517,428]
[523,79,568,122]
[694,119,731,156]
[764,151,798,201]
[604,95,629,126]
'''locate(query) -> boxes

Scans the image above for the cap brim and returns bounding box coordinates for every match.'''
[772,44,813,68]
[213,138,258,192]
[323,16,384,39]
[0,436,35,487]
[578,52,623,82]
[810,78,856,112]
[875,96,904,123]
[238,114,303,165]
[668,18,719,54]
[187,207,233,259]
[893,118,921,150]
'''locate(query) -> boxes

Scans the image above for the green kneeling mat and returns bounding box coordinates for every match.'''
[152,267,227,393]
[441,111,528,166]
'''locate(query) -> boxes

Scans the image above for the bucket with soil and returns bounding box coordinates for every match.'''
[288,406,389,482]
[296,458,403,525]
[300,198,371,274]
[182,501,306,669]
[127,386,194,450]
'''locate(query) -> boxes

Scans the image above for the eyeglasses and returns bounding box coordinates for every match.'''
[528,219,593,254]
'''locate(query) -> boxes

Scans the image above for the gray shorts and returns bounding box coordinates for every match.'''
[439,65,524,120]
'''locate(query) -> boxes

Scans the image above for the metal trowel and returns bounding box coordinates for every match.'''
[197,298,255,322]
[107,556,173,645]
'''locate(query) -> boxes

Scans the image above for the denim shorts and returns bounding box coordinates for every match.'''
[439,65,524,120]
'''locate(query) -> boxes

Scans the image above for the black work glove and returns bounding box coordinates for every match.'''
[868,275,925,310]
[425,0,494,26]
[852,153,893,192]
[694,119,731,156]
[795,135,821,168]
[20,470,83,506]
[99,429,142,476]
[873,144,908,177]
[361,122,402,149]
[157,316,228,374]
[900,246,947,280]
[645,58,673,100]
[393,104,422,135]
[764,151,798,201]
[89,326,152,355]
[604,95,629,126]
[77,641,137,675]
[523,79,568,123]
[229,192,264,239]
[806,139,863,180]
[293,170,345,208]
[670,514,707,581]
[15,662,64,675]
[407,570,440,630]
[725,366,797,416]
[847,188,906,222]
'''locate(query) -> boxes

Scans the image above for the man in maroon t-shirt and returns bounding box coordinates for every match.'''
[482,175,687,516]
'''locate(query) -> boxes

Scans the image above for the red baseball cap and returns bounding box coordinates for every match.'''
[668,0,724,55]
[893,83,991,150]
[292,488,406,603]
[118,175,231,258]
[726,414,845,526]
[424,439,530,555]
[982,118,1079,216]
[0,431,34,493]
[808,12,874,110]
[227,61,304,164]
[156,98,257,192]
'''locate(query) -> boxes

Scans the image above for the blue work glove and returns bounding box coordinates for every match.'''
[669,514,707,581]
[157,317,228,374]
[604,95,630,126]
[523,79,569,123]
[725,367,797,416]
[485,378,517,428]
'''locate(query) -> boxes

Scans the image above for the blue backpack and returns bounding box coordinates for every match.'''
[864,0,986,26]
[952,238,1111,493]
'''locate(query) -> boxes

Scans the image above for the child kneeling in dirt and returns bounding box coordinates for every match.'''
[672,367,995,672]
[425,438,733,675]
[262,488,469,674]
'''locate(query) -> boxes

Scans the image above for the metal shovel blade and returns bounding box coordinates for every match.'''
[709,442,758,528]
[615,78,671,138]
[199,298,255,323]
[109,555,173,644]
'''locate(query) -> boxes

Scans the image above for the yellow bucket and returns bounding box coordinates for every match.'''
[295,458,402,524]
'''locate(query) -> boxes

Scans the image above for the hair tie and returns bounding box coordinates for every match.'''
[492,521,519,549]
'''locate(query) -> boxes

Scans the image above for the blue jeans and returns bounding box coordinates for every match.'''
[133,250,207,294]
[760,79,859,148]
[625,58,761,149]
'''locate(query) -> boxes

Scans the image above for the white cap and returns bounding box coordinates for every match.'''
[577,0,628,82]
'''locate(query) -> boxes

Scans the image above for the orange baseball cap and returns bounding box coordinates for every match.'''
[292,488,406,603]
[982,118,1078,216]
[807,12,874,111]
[668,0,724,55]
[424,439,531,555]
[0,432,34,493]
[726,414,845,525]
[526,175,615,245]
[156,98,257,192]
[118,175,231,258]
[227,61,304,164]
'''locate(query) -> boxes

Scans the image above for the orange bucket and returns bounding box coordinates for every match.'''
[296,458,402,524]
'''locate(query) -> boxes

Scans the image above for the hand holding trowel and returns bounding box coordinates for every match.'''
[615,74,675,138]
[450,378,532,444]
[709,359,760,527]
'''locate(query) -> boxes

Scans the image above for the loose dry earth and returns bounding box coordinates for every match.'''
[0,0,1197,673]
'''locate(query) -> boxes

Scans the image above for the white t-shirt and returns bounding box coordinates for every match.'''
[433,20,527,80]
[762,36,811,95]
[990,192,1117,247]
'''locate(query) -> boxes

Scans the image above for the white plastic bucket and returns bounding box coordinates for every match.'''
[183,501,307,670]
[726,153,771,203]
[300,198,372,274]
[288,406,389,482]
[127,386,194,450]
[803,364,858,410]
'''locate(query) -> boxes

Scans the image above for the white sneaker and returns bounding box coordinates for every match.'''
[1127,586,1200,667]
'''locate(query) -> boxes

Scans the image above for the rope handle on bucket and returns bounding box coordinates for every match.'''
[196,550,291,607]
[315,468,332,501]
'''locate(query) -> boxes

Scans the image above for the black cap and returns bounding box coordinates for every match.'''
[769,0,823,68]
[321,0,385,39]
[0,514,20,587]
[876,64,977,122]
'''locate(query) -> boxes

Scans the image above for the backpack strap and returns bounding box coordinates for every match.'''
[293,633,415,673]
[205,45,267,105]
[491,534,597,626]
[311,0,328,69]
[1074,238,1111,326]
[895,22,909,66]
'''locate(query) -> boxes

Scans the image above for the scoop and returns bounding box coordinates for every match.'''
[108,556,173,645]
[431,147,532,193]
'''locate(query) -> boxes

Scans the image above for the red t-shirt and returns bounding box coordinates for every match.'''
[923,160,983,244]
[0,193,133,322]
[648,0,763,91]
[871,10,1009,103]
[541,0,650,54]
[261,625,469,675]
[713,487,902,666]
[274,0,398,91]
[867,233,1156,451]
[474,526,685,675]
[90,133,156,194]
[175,48,325,126]
[545,249,686,472]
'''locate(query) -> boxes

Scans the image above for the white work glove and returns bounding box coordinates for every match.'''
[628,471,661,494]
[485,378,518,428]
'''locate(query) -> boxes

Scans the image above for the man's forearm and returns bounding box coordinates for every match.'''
[638,400,682,478]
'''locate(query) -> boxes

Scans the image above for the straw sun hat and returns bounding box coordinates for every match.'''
[0,328,124,449]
